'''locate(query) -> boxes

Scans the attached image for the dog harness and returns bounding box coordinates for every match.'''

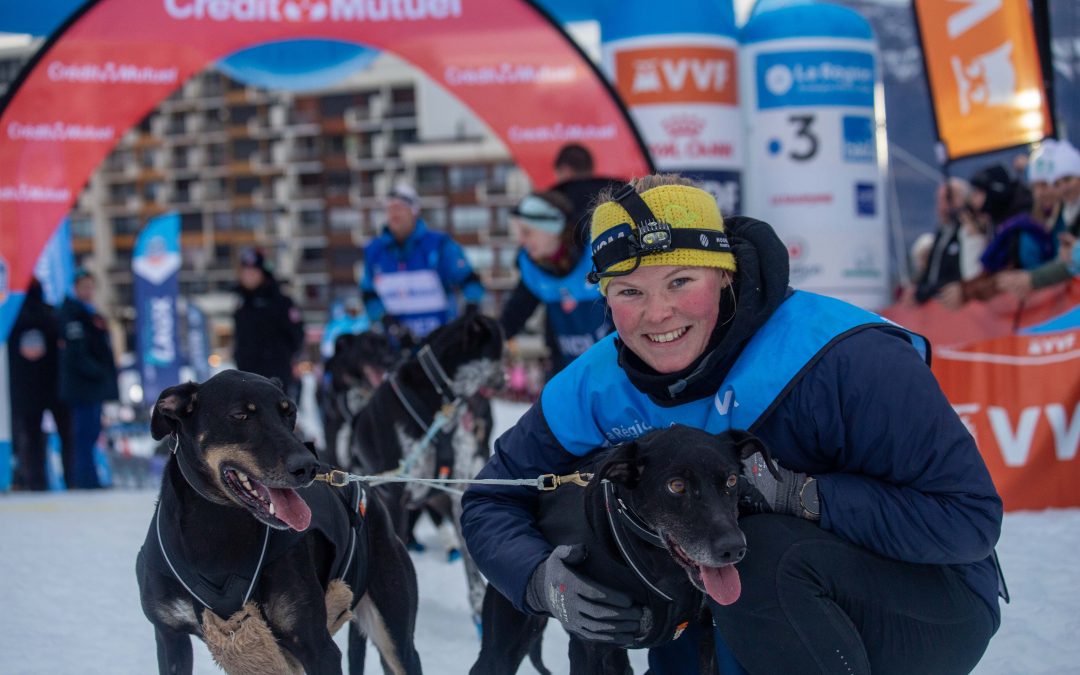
[388,344,465,478]
[141,469,370,621]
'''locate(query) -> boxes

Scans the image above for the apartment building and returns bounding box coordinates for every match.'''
[25,51,532,354]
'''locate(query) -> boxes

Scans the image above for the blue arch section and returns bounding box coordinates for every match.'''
[217,40,379,92]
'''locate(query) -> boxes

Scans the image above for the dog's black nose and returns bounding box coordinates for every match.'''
[286,454,319,484]
[719,546,747,564]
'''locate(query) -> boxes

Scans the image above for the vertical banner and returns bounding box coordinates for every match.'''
[740,4,889,310]
[133,212,181,407]
[184,302,212,384]
[913,0,1053,160]
[600,0,743,215]
[33,219,76,307]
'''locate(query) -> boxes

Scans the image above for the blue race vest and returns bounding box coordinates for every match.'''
[541,291,928,456]
[518,250,612,361]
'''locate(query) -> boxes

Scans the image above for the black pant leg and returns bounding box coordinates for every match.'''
[49,401,76,487]
[710,514,996,675]
[11,402,47,490]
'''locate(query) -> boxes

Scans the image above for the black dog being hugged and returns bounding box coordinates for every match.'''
[350,312,504,619]
[470,424,779,675]
[136,370,422,675]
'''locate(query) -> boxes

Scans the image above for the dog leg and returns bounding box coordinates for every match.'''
[450,494,487,622]
[153,625,193,675]
[469,584,548,675]
[348,622,367,675]
[568,638,632,675]
[362,497,423,675]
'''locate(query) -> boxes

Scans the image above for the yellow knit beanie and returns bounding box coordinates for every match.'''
[589,184,735,294]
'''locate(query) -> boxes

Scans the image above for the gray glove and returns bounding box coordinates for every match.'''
[742,454,819,520]
[526,544,644,643]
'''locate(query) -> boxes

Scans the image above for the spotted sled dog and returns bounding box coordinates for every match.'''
[136,370,422,675]
[350,312,504,621]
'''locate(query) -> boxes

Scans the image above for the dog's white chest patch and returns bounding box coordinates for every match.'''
[155,597,199,632]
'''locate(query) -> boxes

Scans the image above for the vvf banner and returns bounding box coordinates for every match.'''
[934,328,1080,511]
[914,0,1053,160]
[133,212,181,406]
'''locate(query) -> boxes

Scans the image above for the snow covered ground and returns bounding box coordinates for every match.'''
[0,400,1077,674]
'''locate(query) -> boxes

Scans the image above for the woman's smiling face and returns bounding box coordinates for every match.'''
[606,265,728,373]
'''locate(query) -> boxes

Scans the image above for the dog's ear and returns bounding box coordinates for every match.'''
[596,441,645,489]
[151,382,200,440]
[269,376,285,392]
[726,429,781,480]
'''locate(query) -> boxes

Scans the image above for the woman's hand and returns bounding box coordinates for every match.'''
[525,544,645,644]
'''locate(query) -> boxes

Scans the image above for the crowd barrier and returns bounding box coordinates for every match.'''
[883,281,1080,511]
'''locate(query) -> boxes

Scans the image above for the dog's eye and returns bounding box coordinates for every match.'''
[667,478,686,495]
[230,412,248,422]
[726,474,738,489]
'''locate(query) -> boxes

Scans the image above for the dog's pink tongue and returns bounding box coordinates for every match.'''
[701,565,741,605]
[268,488,312,531]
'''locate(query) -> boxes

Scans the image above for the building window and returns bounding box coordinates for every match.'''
[417,165,446,194]
[111,216,140,235]
[235,209,265,231]
[451,206,489,233]
[449,165,487,193]
[328,207,361,231]
[180,213,203,233]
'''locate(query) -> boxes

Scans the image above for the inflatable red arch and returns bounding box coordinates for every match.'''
[0,0,652,298]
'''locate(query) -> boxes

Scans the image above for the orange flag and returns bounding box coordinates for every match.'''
[914,0,1053,159]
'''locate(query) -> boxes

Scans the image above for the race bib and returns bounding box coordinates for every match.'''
[373,270,448,315]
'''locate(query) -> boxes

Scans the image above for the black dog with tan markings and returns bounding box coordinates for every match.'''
[136,370,422,675]
[470,425,778,675]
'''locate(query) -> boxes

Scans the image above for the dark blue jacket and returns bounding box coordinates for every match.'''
[58,297,119,405]
[360,219,485,338]
[461,218,1003,627]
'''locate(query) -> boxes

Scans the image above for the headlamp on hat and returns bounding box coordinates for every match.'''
[587,183,732,285]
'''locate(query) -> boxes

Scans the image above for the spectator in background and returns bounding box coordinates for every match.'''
[913,177,984,304]
[937,164,1032,308]
[499,191,612,377]
[998,140,1080,298]
[58,269,118,490]
[360,183,485,339]
[233,248,305,397]
[549,143,624,246]
[319,296,371,360]
[8,278,74,490]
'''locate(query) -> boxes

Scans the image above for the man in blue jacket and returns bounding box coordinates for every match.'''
[360,183,485,339]
[461,176,1003,674]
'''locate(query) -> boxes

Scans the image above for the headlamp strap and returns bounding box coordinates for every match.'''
[589,184,731,283]
[591,228,732,280]
[613,183,660,230]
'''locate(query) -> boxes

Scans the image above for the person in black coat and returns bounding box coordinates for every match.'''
[232,249,305,397]
[549,143,624,247]
[58,269,119,489]
[7,278,74,490]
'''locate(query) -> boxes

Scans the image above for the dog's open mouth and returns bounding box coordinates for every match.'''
[665,535,742,606]
[222,467,312,532]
